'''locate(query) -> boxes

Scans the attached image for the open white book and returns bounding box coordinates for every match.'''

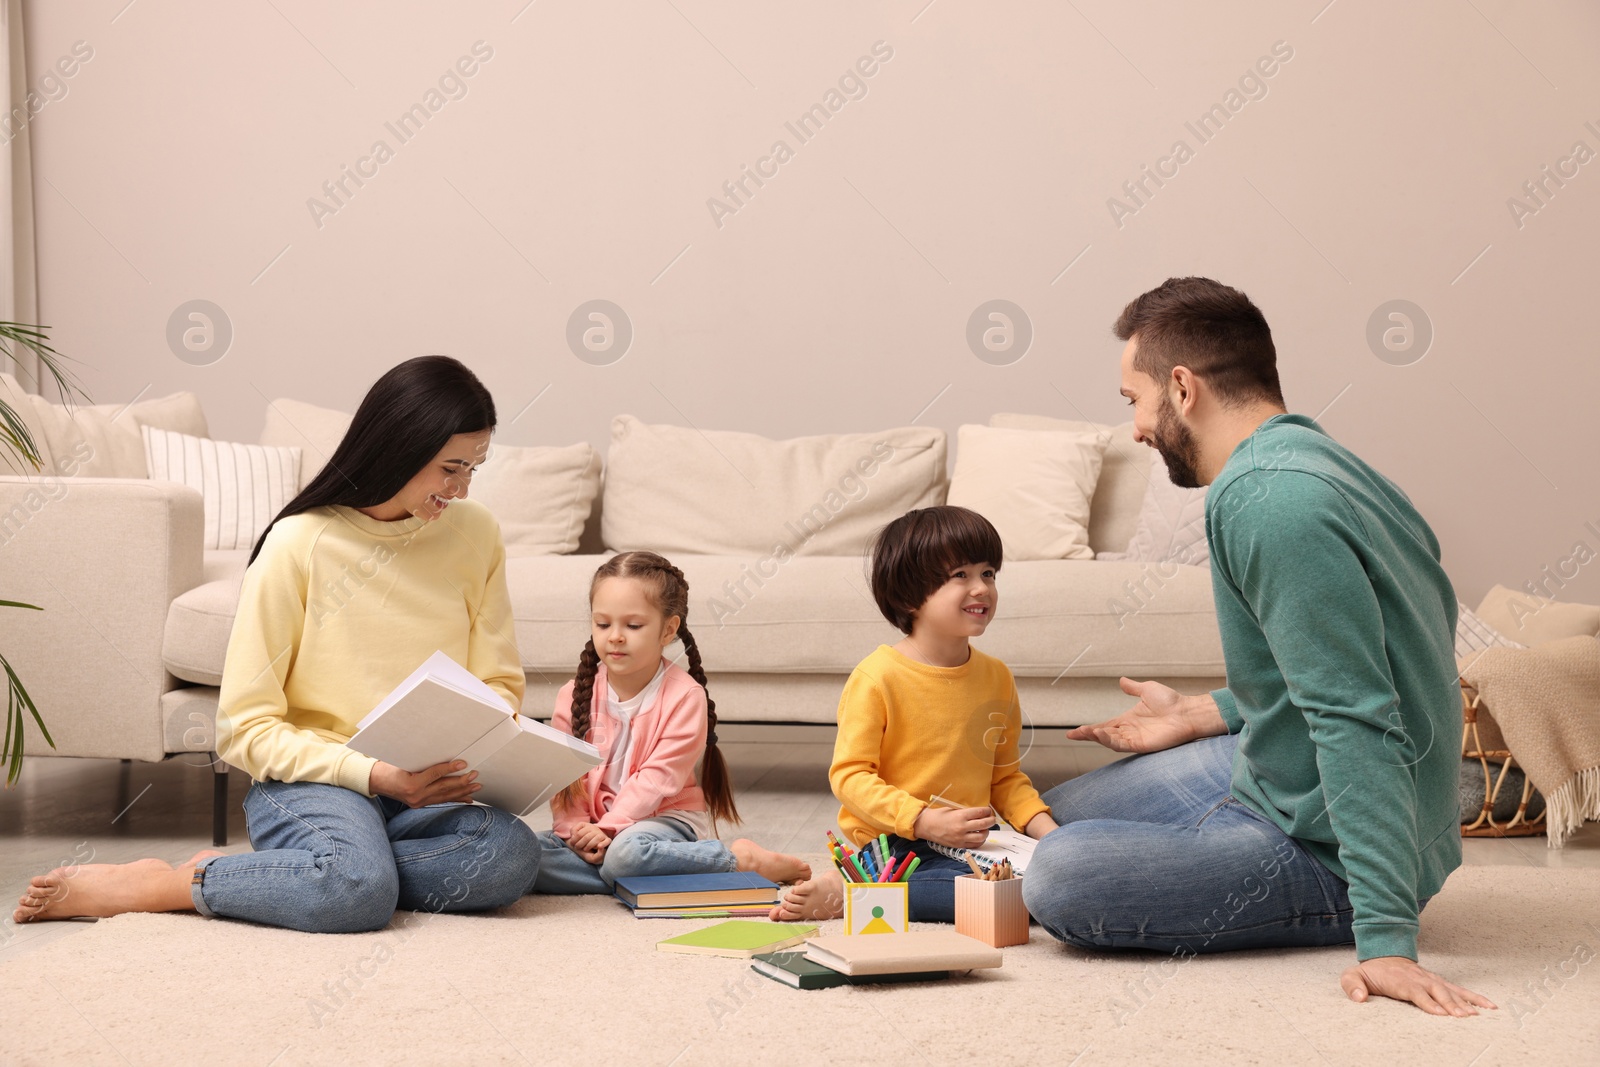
[346,650,601,817]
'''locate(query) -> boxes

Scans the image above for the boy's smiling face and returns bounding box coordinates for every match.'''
[911,561,999,640]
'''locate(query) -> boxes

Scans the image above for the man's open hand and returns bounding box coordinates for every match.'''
[1066,678,1226,754]
[1341,956,1497,1016]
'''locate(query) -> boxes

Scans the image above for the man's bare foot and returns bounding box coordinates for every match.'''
[769,867,845,922]
[13,858,196,923]
[729,839,812,885]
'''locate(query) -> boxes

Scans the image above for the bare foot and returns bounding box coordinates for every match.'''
[769,867,845,922]
[13,858,195,923]
[729,839,812,885]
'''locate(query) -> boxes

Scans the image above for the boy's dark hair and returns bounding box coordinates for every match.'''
[870,506,1003,635]
[1113,276,1285,409]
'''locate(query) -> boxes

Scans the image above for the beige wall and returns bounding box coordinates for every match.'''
[21,0,1600,609]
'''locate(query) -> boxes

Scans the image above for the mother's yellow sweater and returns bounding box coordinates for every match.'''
[216,499,523,795]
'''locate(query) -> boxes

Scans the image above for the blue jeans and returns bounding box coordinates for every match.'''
[1022,734,1358,954]
[191,780,541,933]
[531,818,738,894]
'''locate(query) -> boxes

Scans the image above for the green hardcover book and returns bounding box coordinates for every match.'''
[750,950,950,990]
[657,921,818,959]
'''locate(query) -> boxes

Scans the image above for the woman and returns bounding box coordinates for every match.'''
[13,356,541,932]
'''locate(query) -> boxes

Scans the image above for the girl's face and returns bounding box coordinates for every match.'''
[363,431,491,522]
[590,576,680,689]
[912,561,999,640]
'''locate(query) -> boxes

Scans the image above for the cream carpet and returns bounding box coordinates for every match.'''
[2,864,1595,1066]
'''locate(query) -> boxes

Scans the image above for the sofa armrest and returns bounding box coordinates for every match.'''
[0,476,204,761]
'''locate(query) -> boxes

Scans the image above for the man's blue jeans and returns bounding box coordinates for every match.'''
[1023,734,1359,954]
[191,780,541,933]
[530,818,738,894]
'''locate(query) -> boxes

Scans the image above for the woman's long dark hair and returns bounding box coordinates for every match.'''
[248,355,496,564]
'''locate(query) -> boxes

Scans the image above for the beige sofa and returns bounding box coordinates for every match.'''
[1,379,1225,844]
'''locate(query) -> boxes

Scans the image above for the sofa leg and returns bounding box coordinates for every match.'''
[211,764,229,847]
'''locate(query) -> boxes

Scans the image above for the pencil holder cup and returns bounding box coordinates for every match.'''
[844,883,909,935]
[955,874,1029,947]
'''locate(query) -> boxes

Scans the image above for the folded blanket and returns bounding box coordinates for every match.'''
[1461,635,1600,847]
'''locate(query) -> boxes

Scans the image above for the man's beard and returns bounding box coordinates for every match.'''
[1153,394,1203,489]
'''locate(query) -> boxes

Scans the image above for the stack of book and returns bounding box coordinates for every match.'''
[614,873,781,919]
[751,930,1003,989]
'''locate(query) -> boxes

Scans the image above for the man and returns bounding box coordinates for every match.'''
[1023,277,1495,1017]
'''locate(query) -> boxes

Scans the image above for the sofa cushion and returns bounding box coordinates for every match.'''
[1,372,209,477]
[1474,583,1600,645]
[166,551,1225,688]
[600,415,946,557]
[258,397,350,492]
[508,554,1224,680]
[471,440,602,555]
[989,414,1146,556]
[164,552,249,685]
[946,424,1104,561]
[1098,448,1209,567]
[258,396,600,553]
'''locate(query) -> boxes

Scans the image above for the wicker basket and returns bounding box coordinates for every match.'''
[1459,680,1546,838]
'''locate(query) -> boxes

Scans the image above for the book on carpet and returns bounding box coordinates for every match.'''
[631,906,776,920]
[346,650,601,817]
[657,920,817,958]
[614,872,779,910]
[750,950,950,990]
[803,930,1003,975]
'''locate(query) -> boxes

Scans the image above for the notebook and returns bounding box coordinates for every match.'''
[928,829,1037,874]
[346,650,601,816]
[658,921,817,959]
[803,930,1003,975]
[614,873,779,910]
[750,950,949,990]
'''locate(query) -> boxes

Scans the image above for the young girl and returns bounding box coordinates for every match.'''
[772,505,1059,923]
[13,356,541,932]
[531,551,810,892]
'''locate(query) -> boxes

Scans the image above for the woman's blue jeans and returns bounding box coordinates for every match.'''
[190,780,541,933]
[1023,734,1359,954]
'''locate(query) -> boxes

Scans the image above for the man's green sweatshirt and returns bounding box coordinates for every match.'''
[1206,414,1461,961]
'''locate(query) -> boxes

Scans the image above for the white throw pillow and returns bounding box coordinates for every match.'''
[945,425,1104,561]
[601,415,947,557]
[1098,449,1210,566]
[1474,584,1600,645]
[470,440,602,555]
[988,414,1145,555]
[142,426,300,551]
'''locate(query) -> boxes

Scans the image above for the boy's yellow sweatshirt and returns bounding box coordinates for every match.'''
[830,644,1049,845]
[216,499,524,796]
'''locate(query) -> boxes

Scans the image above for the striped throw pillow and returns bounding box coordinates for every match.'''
[1455,600,1524,670]
[142,426,300,551]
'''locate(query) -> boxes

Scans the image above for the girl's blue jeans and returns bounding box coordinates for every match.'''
[190,780,541,933]
[1023,734,1364,954]
[530,818,738,894]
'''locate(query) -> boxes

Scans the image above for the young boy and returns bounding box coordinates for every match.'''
[771,506,1059,922]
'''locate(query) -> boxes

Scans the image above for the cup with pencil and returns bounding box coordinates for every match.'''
[828,831,915,935]
[954,851,1027,948]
